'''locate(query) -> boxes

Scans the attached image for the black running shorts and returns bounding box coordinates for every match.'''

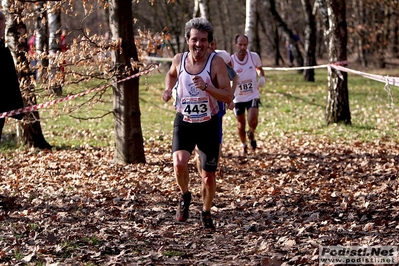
[172,112,219,172]
[234,98,260,116]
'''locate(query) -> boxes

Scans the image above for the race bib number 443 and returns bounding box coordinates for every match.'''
[181,96,211,123]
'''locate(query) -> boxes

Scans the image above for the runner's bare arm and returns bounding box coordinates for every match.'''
[162,54,182,102]
[256,66,265,88]
[208,55,234,103]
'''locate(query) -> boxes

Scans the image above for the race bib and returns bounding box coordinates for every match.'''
[181,96,211,123]
[238,79,254,95]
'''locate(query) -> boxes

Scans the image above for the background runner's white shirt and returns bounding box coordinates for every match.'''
[213,50,233,115]
[215,50,231,65]
[175,52,219,122]
[231,50,262,103]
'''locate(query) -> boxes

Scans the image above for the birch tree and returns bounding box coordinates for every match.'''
[316,0,351,125]
[34,2,48,82]
[193,0,209,20]
[244,0,257,52]
[47,1,62,95]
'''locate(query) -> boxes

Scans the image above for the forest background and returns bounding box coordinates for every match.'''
[60,0,399,67]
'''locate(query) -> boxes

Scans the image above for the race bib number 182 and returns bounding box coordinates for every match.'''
[238,80,254,95]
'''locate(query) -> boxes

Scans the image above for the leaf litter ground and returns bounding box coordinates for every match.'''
[1,137,399,265]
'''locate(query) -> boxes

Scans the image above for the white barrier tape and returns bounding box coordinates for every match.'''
[145,55,399,89]
[330,64,399,87]
[144,56,173,62]
[262,60,399,89]
[262,64,329,71]
[262,61,347,71]
[149,58,399,90]
[0,64,159,119]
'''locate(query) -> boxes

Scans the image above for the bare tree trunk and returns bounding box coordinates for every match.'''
[2,0,52,150]
[152,1,190,55]
[103,3,110,34]
[352,0,368,67]
[193,0,199,18]
[317,0,351,125]
[391,17,399,58]
[217,0,229,51]
[244,0,257,52]
[109,0,145,164]
[301,0,317,81]
[267,0,304,68]
[376,4,390,68]
[35,2,49,82]
[272,26,283,66]
[47,1,62,95]
[193,0,209,20]
[253,10,261,56]
[316,10,326,58]
[257,3,282,66]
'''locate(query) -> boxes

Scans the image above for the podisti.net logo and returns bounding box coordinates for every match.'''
[319,246,398,265]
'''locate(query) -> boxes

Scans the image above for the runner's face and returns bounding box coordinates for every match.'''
[187,29,209,60]
[235,36,248,56]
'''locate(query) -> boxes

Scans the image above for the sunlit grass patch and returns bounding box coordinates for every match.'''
[2,67,399,151]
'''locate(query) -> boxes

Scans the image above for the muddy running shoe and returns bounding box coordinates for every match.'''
[176,191,191,222]
[201,210,215,231]
[247,130,257,151]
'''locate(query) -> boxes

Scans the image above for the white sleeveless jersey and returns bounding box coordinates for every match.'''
[214,50,231,65]
[231,51,262,103]
[175,52,219,123]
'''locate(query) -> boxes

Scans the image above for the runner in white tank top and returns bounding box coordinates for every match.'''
[230,34,266,156]
[175,52,219,122]
[161,18,234,231]
[231,50,262,102]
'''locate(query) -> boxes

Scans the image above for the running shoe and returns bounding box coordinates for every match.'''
[247,130,257,151]
[201,210,215,231]
[176,191,191,222]
[241,144,248,156]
